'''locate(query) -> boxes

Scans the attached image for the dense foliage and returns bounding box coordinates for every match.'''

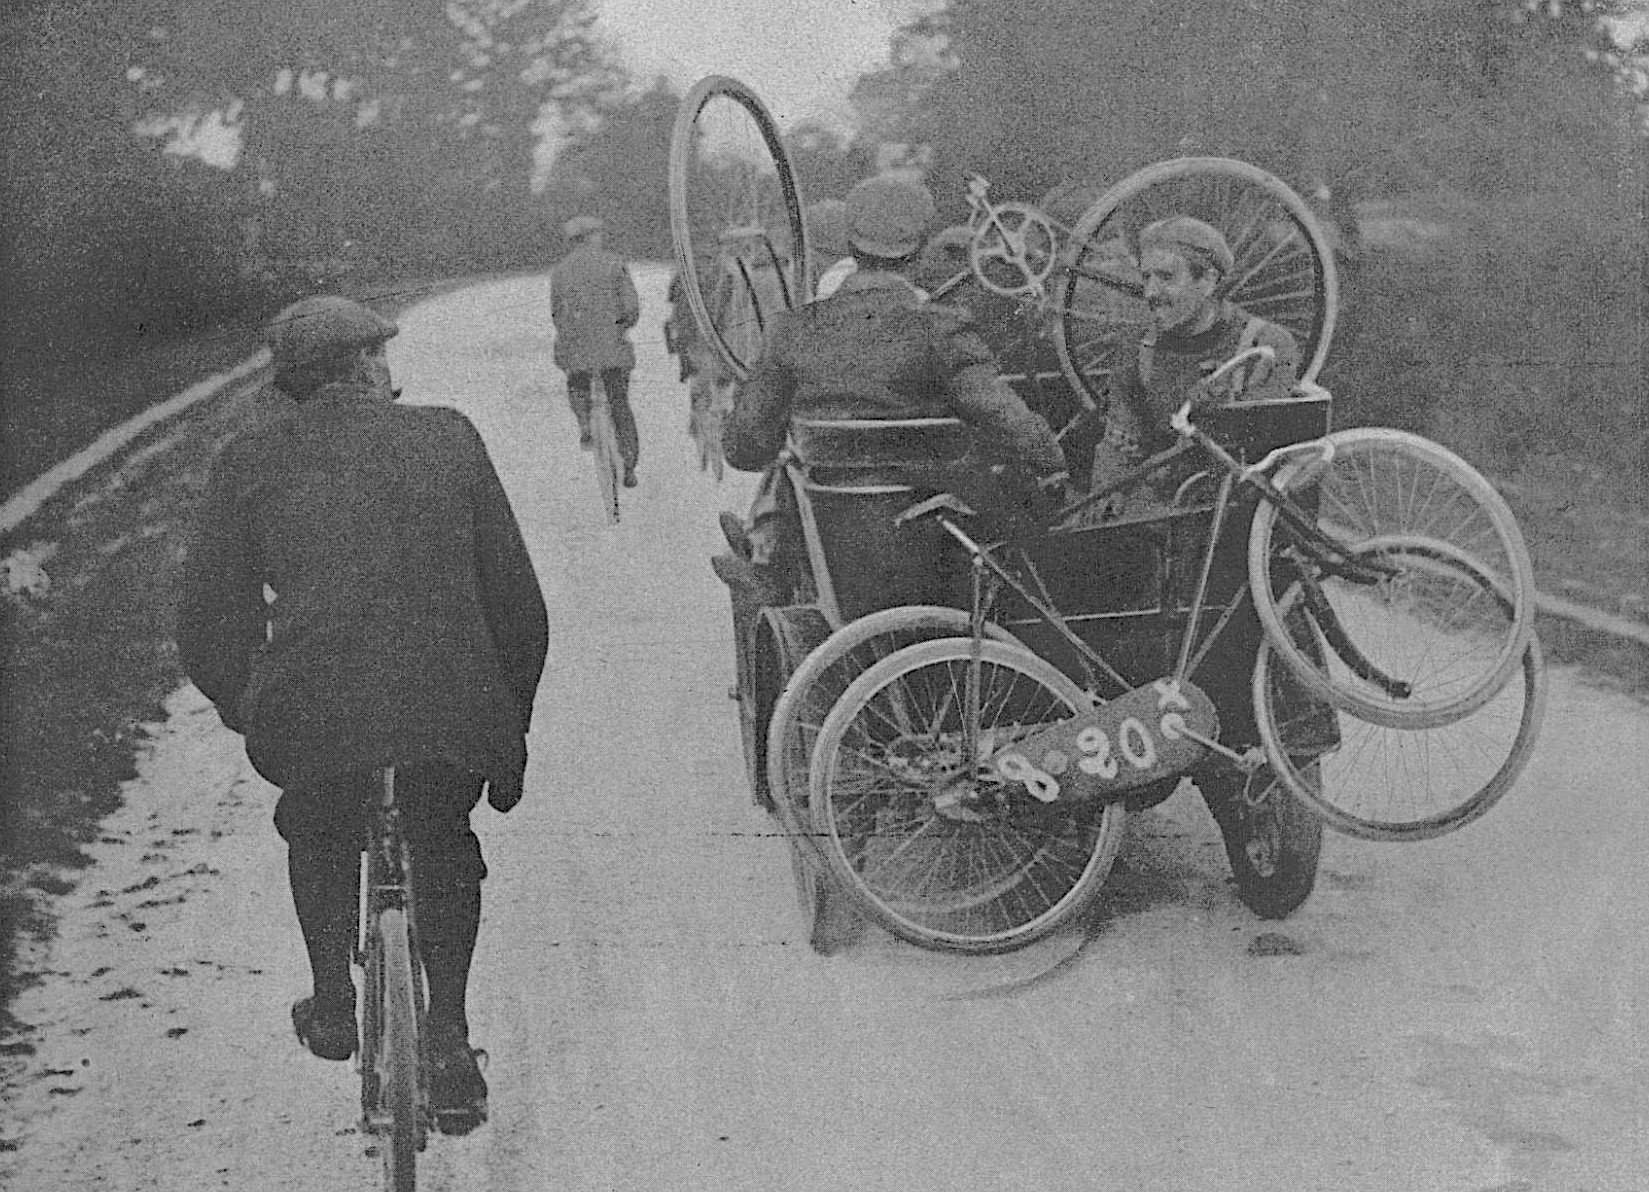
[1,0,1643,486]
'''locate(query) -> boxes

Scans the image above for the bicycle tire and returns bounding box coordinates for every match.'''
[808,638,1126,954]
[359,910,383,1123]
[1212,763,1323,919]
[590,382,622,525]
[765,607,1024,952]
[1252,567,1546,841]
[1054,156,1338,406]
[1248,431,1536,727]
[668,75,809,381]
[379,907,421,1192]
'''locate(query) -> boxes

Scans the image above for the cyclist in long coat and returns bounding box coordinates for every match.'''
[550,215,643,484]
[177,295,548,1131]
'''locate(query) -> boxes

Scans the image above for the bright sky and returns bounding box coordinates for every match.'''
[594,0,938,131]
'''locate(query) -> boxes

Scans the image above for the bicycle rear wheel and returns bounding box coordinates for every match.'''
[669,75,809,380]
[808,638,1126,954]
[1055,156,1338,407]
[1249,431,1536,727]
[766,608,1024,951]
[377,907,422,1192]
[1252,570,1545,841]
[590,387,622,525]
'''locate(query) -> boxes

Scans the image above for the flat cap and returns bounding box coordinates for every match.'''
[845,176,936,260]
[1138,215,1235,276]
[267,295,398,371]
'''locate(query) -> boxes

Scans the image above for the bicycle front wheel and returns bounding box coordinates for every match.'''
[1055,156,1338,407]
[378,907,422,1192]
[1253,570,1546,841]
[808,638,1126,954]
[1249,430,1536,727]
[668,75,809,380]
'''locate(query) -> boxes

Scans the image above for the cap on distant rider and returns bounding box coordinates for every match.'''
[1137,215,1234,278]
[563,214,604,241]
[267,295,398,397]
[844,176,936,261]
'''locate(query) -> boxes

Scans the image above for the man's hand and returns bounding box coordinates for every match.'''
[486,769,525,813]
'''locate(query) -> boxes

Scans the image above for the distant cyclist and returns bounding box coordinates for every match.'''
[551,214,643,487]
[177,295,549,1133]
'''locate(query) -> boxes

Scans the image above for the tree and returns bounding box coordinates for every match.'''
[545,77,680,258]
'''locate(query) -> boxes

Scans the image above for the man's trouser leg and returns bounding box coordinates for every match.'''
[602,367,639,472]
[398,766,486,1038]
[276,765,487,1037]
[565,370,593,442]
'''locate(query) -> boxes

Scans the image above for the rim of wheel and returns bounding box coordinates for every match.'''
[808,637,1125,953]
[668,75,810,381]
[1252,575,1546,841]
[1249,432,1536,728]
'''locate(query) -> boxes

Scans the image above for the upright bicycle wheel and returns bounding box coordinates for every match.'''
[808,638,1126,953]
[669,75,809,380]
[377,907,423,1192]
[1253,566,1546,841]
[1054,156,1338,406]
[1249,431,1537,727]
[589,386,622,525]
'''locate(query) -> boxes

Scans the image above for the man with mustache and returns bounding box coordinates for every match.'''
[1089,215,1300,491]
[1082,216,1323,920]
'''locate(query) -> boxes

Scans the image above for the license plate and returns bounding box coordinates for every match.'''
[990,678,1218,804]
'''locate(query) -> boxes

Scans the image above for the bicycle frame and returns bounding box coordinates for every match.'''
[361,769,417,962]
[357,768,429,1177]
[902,398,1408,794]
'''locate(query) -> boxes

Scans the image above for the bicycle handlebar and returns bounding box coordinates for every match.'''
[1201,344,1275,391]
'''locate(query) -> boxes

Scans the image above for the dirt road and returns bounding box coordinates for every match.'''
[3,270,1645,1192]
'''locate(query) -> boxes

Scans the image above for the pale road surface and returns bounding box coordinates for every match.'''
[3,268,1646,1192]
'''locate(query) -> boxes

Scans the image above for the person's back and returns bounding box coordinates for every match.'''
[723,266,1064,481]
[177,295,548,1134]
[550,238,638,373]
[549,215,642,482]
[716,177,1067,604]
[188,390,543,789]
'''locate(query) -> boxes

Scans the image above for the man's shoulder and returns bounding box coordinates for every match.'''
[390,401,483,448]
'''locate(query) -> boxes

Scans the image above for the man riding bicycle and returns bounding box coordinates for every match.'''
[715,174,1070,603]
[551,214,643,486]
[177,295,549,1132]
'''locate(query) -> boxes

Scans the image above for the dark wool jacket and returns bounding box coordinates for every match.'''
[177,383,549,790]
[721,269,1065,480]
